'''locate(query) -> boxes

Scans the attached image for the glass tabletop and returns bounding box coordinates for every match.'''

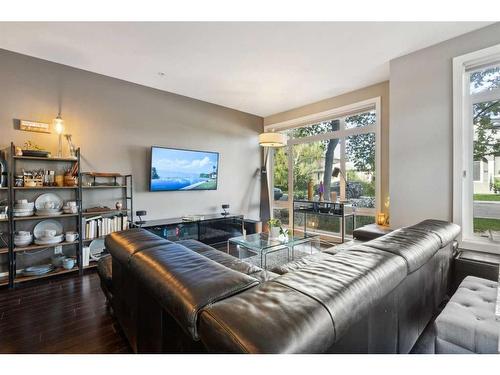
[228,232,319,253]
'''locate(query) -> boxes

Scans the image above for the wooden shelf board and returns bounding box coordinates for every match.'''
[14,156,77,162]
[14,186,78,190]
[15,266,78,283]
[13,213,79,221]
[0,276,8,286]
[82,185,127,189]
[0,218,8,222]
[0,187,8,190]
[82,209,129,216]
[82,172,124,177]
[0,247,8,254]
[13,241,78,252]
[83,262,98,270]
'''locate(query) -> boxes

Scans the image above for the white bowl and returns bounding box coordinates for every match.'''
[13,211,34,217]
[14,202,34,210]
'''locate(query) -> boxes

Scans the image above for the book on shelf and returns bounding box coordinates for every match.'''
[82,214,129,240]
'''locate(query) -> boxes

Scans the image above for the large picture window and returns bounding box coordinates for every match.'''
[269,98,381,240]
[453,44,500,253]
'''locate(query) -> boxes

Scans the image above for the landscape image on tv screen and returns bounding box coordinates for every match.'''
[150,147,219,191]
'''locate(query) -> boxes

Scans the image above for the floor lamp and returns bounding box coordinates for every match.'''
[259,131,287,231]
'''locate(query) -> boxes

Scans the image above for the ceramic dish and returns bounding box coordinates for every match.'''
[14,202,34,210]
[14,235,33,246]
[22,264,54,276]
[13,211,34,217]
[13,207,35,212]
[89,239,106,260]
[33,219,63,239]
[34,193,63,211]
[34,234,64,245]
[35,210,63,216]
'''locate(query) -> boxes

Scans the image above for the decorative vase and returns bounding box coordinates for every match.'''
[330,191,337,202]
[270,226,280,239]
[319,192,324,201]
[307,180,314,201]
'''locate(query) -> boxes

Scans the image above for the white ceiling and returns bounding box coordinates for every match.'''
[0,22,492,117]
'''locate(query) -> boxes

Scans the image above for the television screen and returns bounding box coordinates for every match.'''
[150,146,219,191]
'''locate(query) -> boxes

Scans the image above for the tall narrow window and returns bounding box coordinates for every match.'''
[453,45,500,253]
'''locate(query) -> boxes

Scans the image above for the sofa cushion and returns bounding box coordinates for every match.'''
[270,252,334,275]
[274,245,408,341]
[129,243,259,340]
[200,245,407,353]
[105,228,172,265]
[407,219,461,248]
[353,223,393,241]
[363,228,441,273]
[199,281,335,353]
[435,276,500,354]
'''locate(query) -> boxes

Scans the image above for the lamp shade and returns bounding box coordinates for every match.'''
[259,132,286,148]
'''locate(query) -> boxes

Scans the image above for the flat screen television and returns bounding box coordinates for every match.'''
[150,146,219,191]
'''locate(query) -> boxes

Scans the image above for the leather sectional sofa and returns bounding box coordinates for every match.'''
[102,219,460,353]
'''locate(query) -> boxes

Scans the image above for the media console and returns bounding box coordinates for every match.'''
[137,214,260,245]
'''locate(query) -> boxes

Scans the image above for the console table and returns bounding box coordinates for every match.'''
[293,200,355,243]
[138,214,246,245]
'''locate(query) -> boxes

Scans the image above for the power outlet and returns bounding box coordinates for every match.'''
[54,246,63,255]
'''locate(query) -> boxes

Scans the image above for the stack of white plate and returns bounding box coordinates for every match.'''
[13,200,35,217]
[13,231,33,247]
[34,234,64,245]
[22,264,55,276]
[33,219,64,245]
[35,193,63,216]
[35,208,63,216]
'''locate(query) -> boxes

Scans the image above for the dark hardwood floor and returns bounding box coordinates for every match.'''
[0,271,131,354]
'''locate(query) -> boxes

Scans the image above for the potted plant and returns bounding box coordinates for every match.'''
[268,218,282,239]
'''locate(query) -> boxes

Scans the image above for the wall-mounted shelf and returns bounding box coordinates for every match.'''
[13,156,78,162]
[0,247,8,254]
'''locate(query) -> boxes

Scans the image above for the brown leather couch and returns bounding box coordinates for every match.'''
[102,219,460,353]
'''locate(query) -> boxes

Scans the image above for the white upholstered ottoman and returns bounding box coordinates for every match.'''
[435,276,500,353]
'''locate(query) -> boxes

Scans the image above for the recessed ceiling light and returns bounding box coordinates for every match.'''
[158,72,166,77]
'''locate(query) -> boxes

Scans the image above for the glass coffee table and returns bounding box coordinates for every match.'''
[227,232,320,270]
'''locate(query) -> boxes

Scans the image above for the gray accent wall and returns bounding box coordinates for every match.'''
[389,23,500,228]
[0,48,263,221]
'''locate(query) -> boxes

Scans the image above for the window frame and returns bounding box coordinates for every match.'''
[266,97,381,231]
[453,43,500,254]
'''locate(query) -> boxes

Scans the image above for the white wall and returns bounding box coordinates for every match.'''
[389,22,500,228]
